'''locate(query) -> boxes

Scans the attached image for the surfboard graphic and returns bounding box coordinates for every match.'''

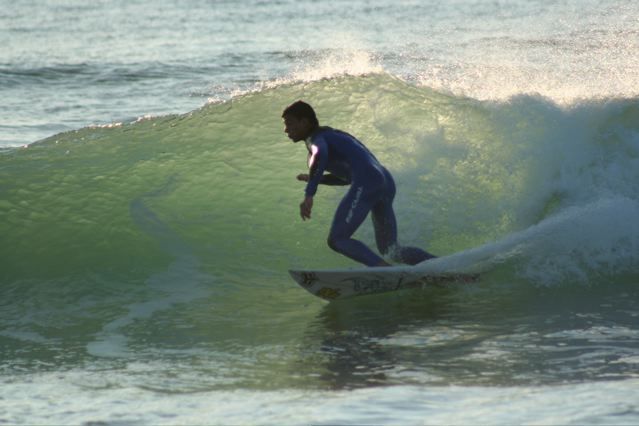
[289,268,478,301]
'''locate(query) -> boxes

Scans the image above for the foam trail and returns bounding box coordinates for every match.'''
[414,197,639,286]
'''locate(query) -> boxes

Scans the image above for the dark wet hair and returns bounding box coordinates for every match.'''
[282,100,319,127]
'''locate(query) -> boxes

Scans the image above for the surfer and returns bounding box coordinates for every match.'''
[282,100,436,267]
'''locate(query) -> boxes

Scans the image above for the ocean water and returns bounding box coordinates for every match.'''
[2,0,639,424]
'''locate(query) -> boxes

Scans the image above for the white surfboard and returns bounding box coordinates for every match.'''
[289,267,479,301]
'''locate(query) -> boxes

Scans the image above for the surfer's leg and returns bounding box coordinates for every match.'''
[327,185,385,267]
[372,174,436,265]
[372,203,436,265]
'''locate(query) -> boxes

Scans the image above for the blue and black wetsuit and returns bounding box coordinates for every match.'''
[304,127,436,266]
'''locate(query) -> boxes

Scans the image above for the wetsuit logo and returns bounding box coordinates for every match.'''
[346,186,363,224]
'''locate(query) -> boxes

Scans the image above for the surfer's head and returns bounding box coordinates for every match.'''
[282,100,319,142]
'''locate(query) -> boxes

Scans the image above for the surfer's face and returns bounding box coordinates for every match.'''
[283,115,312,142]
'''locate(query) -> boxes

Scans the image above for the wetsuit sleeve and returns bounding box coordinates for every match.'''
[305,137,329,197]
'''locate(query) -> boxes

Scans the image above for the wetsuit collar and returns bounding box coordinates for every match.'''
[303,126,328,151]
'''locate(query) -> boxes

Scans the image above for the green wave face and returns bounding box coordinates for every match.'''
[3,74,639,286]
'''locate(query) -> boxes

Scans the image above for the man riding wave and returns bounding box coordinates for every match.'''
[282,100,436,267]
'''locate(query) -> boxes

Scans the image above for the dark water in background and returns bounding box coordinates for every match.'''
[2,0,639,424]
[2,0,638,147]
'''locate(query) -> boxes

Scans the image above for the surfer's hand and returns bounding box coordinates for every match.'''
[297,173,309,182]
[300,196,313,220]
